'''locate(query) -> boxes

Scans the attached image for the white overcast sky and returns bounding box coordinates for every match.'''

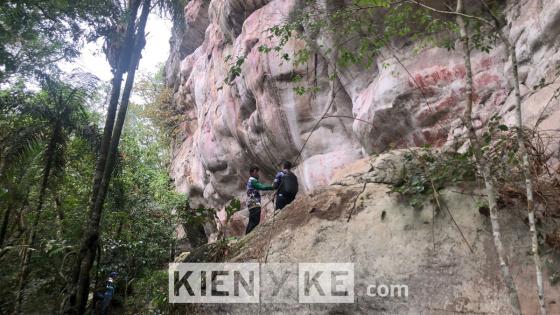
[62,13,172,81]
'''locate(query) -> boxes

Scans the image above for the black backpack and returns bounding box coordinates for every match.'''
[280,171,298,195]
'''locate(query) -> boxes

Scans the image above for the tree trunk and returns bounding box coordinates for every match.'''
[93,243,103,297]
[55,196,64,239]
[12,124,60,315]
[1,163,27,247]
[63,0,141,313]
[115,217,125,239]
[0,203,12,247]
[87,0,141,208]
[509,35,547,315]
[0,181,30,260]
[478,1,546,311]
[0,150,8,246]
[66,1,151,313]
[455,1,522,314]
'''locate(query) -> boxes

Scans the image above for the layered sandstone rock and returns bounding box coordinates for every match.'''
[165,2,560,312]
[166,0,560,213]
[180,151,560,314]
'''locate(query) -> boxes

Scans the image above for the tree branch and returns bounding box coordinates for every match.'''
[409,0,493,27]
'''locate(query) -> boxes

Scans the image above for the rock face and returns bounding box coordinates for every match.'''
[166,0,560,211]
[165,2,560,313]
[181,151,560,314]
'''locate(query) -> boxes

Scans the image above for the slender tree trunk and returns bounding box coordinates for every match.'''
[55,196,64,239]
[88,0,141,208]
[509,36,546,315]
[115,219,124,239]
[63,1,141,313]
[0,203,12,247]
[93,243,102,296]
[0,189,30,260]
[14,190,30,236]
[12,124,60,315]
[0,157,7,181]
[0,152,6,227]
[455,1,522,314]
[478,1,546,311]
[68,1,150,313]
[12,214,40,314]
[0,163,27,247]
[0,156,4,173]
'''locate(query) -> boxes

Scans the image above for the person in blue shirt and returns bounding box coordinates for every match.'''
[245,166,273,234]
[100,271,117,315]
[273,161,298,211]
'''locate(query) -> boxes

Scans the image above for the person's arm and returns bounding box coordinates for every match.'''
[250,178,273,190]
[272,172,283,189]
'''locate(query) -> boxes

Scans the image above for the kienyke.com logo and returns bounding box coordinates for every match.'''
[169,263,408,304]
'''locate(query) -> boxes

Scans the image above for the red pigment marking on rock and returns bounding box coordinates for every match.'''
[394,137,408,148]
[477,57,493,71]
[415,94,457,124]
[492,90,507,106]
[410,65,467,89]
[435,94,458,110]
[408,80,415,88]
[411,132,425,147]
[474,73,501,88]
[412,74,428,89]
[472,91,481,104]
[422,130,433,142]
[419,68,454,87]
[420,86,437,97]
[437,132,447,146]
[423,128,448,147]
[452,64,466,79]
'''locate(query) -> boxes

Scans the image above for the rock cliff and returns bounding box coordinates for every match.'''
[166,0,560,210]
[179,151,560,314]
[164,2,560,312]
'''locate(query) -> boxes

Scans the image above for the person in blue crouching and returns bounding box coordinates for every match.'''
[245,166,273,234]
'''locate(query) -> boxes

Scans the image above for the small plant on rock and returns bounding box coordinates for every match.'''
[390,148,476,208]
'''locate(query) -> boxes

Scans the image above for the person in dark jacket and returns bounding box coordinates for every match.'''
[273,161,298,211]
[245,166,273,234]
[100,271,117,315]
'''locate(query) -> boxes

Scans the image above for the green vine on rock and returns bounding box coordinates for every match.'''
[389,148,477,208]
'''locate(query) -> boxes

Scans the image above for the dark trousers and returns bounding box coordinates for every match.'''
[246,207,261,234]
[275,193,295,210]
[100,293,112,315]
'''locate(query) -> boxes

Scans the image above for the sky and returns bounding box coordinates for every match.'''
[61,13,172,82]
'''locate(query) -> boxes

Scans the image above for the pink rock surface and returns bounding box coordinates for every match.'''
[167,0,560,212]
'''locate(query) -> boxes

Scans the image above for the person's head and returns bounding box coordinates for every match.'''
[109,271,118,278]
[250,166,260,178]
[283,161,293,170]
